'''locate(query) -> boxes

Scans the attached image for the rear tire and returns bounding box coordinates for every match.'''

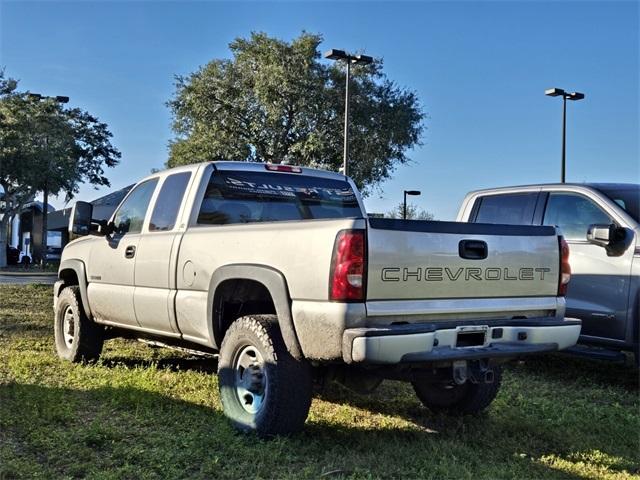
[54,286,104,363]
[218,315,312,437]
[412,366,502,415]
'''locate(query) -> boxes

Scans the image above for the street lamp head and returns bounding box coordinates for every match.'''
[354,54,374,65]
[324,49,348,61]
[325,49,374,65]
[567,92,585,101]
[545,88,565,97]
[405,190,421,196]
[27,93,69,103]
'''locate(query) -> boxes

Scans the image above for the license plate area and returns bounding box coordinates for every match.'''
[455,326,488,348]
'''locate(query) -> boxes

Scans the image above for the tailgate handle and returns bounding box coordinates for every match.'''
[459,240,488,260]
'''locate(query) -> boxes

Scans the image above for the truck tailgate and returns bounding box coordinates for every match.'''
[366,219,560,300]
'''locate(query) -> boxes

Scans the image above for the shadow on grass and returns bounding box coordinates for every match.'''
[0,320,51,334]
[312,361,639,479]
[512,353,639,392]
[100,355,217,374]
[1,377,637,479]
[96,350,638,458]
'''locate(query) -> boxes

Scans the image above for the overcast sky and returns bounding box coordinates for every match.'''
[2,0,638,219]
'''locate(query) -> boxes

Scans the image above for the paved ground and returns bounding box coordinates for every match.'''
[0,274,56,285]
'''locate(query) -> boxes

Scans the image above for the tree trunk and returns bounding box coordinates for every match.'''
[0,219,8,269]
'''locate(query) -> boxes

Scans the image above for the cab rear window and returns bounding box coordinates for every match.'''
[473,193,538,225]
[197,170,362,225]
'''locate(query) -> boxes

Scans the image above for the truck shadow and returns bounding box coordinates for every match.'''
[100,354,217,374]
[511,353,639,392]
[2,381,636,479]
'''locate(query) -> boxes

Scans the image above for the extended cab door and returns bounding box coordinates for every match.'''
[132,172,193,335]
[541,192,633,341]
[87,178,159,327]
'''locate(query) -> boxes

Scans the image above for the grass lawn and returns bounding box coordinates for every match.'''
[1,284,638,479]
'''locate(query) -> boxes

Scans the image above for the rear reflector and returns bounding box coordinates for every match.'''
[265,164,302,173]
[559,236,571,296]
[329,230,366,301]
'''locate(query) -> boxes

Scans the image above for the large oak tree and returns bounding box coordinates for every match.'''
[0,71,121,267]
[167,32,424,194]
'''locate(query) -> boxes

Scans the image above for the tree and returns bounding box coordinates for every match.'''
[0,71,121,267]
[386,201,435,220]
[167,32,424,195]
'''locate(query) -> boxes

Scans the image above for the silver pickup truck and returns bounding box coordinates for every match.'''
[458,182,639,363]
[53,162,580,436]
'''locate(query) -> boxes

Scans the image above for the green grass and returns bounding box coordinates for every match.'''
[1,284,638,479]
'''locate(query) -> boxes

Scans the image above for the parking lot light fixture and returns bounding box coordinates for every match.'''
[545,87,585,183]
[324,48,375,177]
[544,88,565,97]
[403,190,421,219]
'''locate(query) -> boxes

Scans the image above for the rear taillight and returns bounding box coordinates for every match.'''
[559,236,571,296]
[329,230,366,301]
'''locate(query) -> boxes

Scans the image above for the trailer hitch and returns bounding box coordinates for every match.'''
[452,359,494,385]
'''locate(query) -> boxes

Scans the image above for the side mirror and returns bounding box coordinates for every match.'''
[587,223,628,256]
[69,201,93,237]
[92,219,114,236]
[587,224,612,247]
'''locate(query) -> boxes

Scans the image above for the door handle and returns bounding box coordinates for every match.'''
[459,240,488,260]
[125,245,136,259]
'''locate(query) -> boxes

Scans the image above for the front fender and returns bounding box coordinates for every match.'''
[57,259,92,319]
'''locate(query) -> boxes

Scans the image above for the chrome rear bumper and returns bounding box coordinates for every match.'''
[342,318,581,364]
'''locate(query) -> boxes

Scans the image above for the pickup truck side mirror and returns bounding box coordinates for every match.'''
[92,219,115,236]
[586,224,613,247]
[69,201,93,237]
[587,223,628,256]
[69,202,113,238]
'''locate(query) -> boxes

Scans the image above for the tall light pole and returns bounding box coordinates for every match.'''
[28,92,69,267]
[403,190,421,219]
[324,49,374,177]
[545,88,585,183]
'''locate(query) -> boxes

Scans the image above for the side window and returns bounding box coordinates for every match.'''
[112,179,158,235]
[543,193,613,241]
[474,193,538,225]
[149,173,192,231]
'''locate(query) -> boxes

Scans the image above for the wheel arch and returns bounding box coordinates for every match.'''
[207,264,303,359]
[57,259,92,319]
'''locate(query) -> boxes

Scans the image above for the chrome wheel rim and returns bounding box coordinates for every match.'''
[62,305,75,348]
[233,345,267,415]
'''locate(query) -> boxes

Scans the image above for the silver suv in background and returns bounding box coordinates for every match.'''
[458,183,639,363]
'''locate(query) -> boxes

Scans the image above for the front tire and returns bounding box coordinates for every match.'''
[218,315,312,437]
[412,366,502,415]
[54,286,104,363]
